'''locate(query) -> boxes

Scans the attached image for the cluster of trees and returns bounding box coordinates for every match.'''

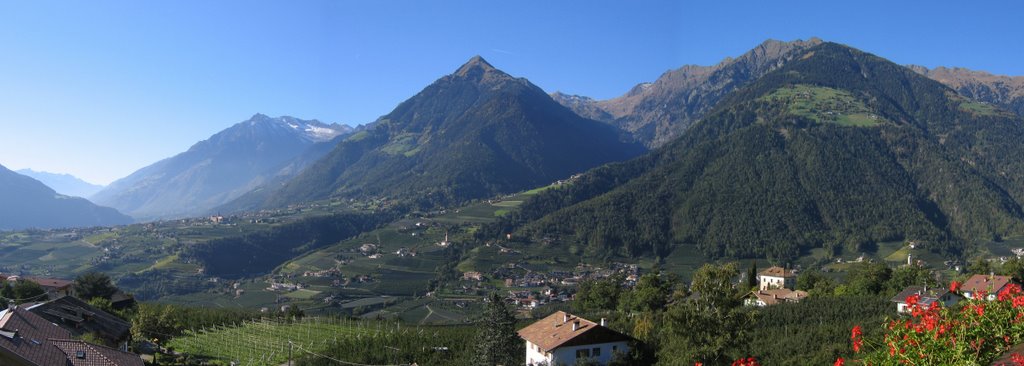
[565,261,925,365]
[0,279,46,306]
[131,303,263,342]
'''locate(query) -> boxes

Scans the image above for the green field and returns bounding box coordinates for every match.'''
[959,100,1005,116]
[761,84,885,127]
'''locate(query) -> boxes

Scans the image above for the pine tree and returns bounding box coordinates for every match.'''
[473,293,523,366]
[747,262,758,290]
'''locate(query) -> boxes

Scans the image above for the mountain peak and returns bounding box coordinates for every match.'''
[453,55,503,80]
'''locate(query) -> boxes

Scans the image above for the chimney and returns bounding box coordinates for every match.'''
[572,321,580,331]
[563,313,569,324]
[600,318,606,327]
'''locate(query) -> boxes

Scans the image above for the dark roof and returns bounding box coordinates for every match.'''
[962,274,1013,295]
[891,286,954,305]
[51,339,143,366]
[107,291,134,307]
[29,296,131,343]
[517,311,631,353]
[758,266,796,278]
[0,306,74,366]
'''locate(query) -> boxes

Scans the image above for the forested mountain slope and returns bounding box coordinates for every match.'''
[491,42,1024,262]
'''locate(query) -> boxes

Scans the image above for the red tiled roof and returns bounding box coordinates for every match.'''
[51,339,143,366]
[0,306,74,366]
[517,311,630,353]
[747,289,808,305]
[758,266,796,278]
[961,274,1013,295]
[26,278,73,289]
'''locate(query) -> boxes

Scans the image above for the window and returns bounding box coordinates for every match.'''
[592,347,601,357]
[612,345,618,352]
[576,349,591,358]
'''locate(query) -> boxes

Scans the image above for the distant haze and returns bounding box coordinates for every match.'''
[15,169,105,198]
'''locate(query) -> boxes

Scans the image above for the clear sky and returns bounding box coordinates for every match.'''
[1,0,1021,185]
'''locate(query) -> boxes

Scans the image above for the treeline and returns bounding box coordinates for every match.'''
[565,261,923,365]
[182,211,397,278]
[131,302,263,341]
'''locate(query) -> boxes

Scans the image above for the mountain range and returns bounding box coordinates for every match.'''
[495,42,1024,263]
[908,65,1024,117]
[221,56,645,212]
[15,169,105,198]
[91,115,352,220]
[0,164,132,230]
[552,38,824,147]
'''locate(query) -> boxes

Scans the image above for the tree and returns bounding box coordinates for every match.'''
[472,293,523,366]
[796,269,836,297]
[1002,257,1024,283]
[619,272,673,314]
[746,262,758,290]
[12,280,46,303]
[659,263,753,365]
[887,265,937,295]
[74,271,118,301]
[574,275,623,313]
[844,262,892,296]
[0,281,13,306]
[969,257,993,276]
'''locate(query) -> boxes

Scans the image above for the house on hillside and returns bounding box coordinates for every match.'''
[0,305,142,366]
[518,311,632,366]
[744,288,808,307]
[29,296,133,351]
[757,266,797,291]
[891,286,960,313]
[961,274,1014,301]
[24,277,75,300]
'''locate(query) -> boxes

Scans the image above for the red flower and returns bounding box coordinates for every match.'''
[950,280,961,292]
[834,357,845,366]
[906,294,920,307]
[1011,353,1024,366]
[851,325,863,353]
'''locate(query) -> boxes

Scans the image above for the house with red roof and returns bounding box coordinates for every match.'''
[961,274,1014,301]
[0,305,141,366]
[517,311,631,366]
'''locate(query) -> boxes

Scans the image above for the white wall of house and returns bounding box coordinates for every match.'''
[758,275,794,291]
[526,341,551,366]
[547,341,629,365]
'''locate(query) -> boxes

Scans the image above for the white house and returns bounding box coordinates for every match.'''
[961,274,1013,301]
[891,286,960,313]
[518,311,631,366]
[757,266,796,291]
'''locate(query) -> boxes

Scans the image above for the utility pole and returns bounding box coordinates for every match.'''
[288,340,293,366]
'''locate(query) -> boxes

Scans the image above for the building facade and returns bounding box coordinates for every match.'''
[519,311,631,366]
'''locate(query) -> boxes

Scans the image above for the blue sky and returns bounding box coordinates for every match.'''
[1,0,1021,185]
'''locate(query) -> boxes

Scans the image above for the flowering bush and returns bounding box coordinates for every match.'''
[850,282,1024,365]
